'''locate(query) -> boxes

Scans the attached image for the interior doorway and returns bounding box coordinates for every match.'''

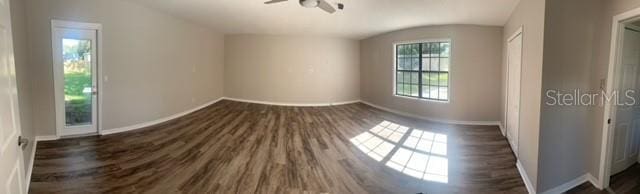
[506,26,523,157]
[51,20,102,137]
[599,7,640,190]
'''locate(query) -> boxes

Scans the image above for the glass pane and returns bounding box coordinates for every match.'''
[430,58,440,71]
[410,84,419,97]
[412,58,419,70]
[431,43,440,57]
[396,83,403,94]
[429,72,438,86]
[440,58,449,71]
[403,84,411,95]
[404,72,411,83]
[439,87,448,100]
[397,72,402,83]
[440,42,450,57]
[411,44,420,56]
[430,86,439,99]
[439,73,449,86]
[63,38,92,126]
[422,58,430,71]
[411,72,419,84]
[422,86,430,99]
[422,73,429,85]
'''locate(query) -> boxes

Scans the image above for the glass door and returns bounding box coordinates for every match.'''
[52,28,98,136]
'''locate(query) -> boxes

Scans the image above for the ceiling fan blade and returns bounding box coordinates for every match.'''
[317,0,336,13]
[264,0,287,4]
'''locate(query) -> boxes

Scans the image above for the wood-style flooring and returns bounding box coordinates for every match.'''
[29,100,526,193]
[566,163,640,194]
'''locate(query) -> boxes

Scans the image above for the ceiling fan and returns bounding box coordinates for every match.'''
[264,0,344,14]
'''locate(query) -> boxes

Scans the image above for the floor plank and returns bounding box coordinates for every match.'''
[29,100,526,193]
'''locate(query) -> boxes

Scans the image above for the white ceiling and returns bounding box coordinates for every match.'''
[129,0,520,39]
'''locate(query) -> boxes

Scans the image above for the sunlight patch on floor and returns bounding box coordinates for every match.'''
[350,121,449,183]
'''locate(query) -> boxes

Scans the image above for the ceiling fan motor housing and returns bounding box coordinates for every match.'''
[300,0,319,8]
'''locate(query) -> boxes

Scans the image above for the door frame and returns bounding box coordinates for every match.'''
[50,20,103,137]
[505,25,523,157]
[598,7,640,189]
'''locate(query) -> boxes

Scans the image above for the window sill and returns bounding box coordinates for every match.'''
[393,94,450,104]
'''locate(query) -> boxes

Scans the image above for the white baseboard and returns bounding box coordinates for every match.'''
[100,97,224,135]
[540,173,598,194]
[35,135,59,141]
[24,138,37,191]
[360,100,500,126]
[586,173,601,190]
[222,97,361,107]
[517,160,536,194]
[25,135,62,190]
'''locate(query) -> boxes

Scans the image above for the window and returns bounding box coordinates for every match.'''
[395,41,450,101]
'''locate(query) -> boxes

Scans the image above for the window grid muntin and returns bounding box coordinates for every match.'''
[395,41,450,101]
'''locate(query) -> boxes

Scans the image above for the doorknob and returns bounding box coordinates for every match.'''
[18,136,29,149]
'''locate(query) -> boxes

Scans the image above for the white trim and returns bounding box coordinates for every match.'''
[499,122,506,136]
[100,97,225,135]
[223,97,361,107]
[50,20,103,137]
[34,135,60,141]
[25,135,62,190]
[539,173,599,194]
[627,24,640,32]
[516,160,536,194]
[508,26,524,42]
[587,174,601,190]
[360,100,500,126]
[24,139,36,191]
[51,20,102,29]
[598,7,640,189]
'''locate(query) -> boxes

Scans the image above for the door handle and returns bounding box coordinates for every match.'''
[18,136,28,149]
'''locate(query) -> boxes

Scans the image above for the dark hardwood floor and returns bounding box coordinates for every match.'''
[29,100,526,193]
[566,163,640,194]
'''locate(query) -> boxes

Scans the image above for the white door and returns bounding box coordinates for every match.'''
[0,0,27,193]
[611,28,640,175]
[506,30,523,157]
[52,27,98,136]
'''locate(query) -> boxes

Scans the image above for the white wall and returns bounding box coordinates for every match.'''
[501,0,546,191]
[23,0,225,135]
[536,0,602,191]
[224,35,360,104]
[360,25,503,124]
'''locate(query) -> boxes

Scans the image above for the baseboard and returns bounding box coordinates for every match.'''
[586,173,601,190]
[222,97,361,107]
[540,173,597,194]
[24,138,37,191]
[516,160,536,194]
[100,97,224,135]
[360,100,500,126]
[35,135,59,141]
[25,135,61,190]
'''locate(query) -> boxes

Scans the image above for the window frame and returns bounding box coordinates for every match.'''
[393,39,452,103]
